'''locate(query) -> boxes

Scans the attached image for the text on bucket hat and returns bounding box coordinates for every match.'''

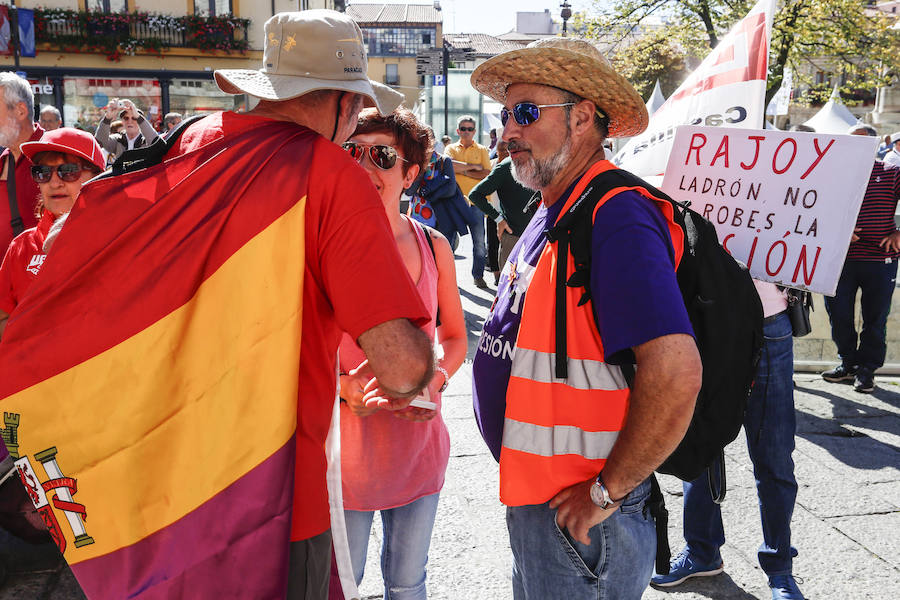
[214,10,403,116]
[470,38,648,138]
[21,128,106,171]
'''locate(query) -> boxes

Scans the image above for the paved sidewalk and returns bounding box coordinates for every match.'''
[353,235,900,600]
[2,235,898,599]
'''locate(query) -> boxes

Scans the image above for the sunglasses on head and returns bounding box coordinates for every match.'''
[458,126,476,132]
[31,163,85,184]
[342,142,408,170]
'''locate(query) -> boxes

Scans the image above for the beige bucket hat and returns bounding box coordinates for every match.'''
[471,38,648,138]
[215,10,403,116]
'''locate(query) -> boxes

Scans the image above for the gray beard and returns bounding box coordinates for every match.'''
[0,116,21,149]
[510,134,573,190]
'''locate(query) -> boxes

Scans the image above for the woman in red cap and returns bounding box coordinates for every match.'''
[0,127,104,338]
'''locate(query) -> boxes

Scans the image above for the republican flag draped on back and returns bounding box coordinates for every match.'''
[0,118,313,598]
[614,0,777,177]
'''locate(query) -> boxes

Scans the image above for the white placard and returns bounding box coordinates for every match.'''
[661,125,878,295]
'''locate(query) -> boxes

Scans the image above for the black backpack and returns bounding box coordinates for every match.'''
[546,167,763,573]
[95,114,207,181]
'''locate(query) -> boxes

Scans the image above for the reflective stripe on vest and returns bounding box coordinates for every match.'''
[510,347,627,391]
[502,418,619,459]
[499,160,683,507]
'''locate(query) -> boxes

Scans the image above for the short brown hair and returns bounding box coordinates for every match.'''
[354,107,434,175]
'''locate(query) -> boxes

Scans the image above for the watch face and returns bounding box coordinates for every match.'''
[590,482,605,507]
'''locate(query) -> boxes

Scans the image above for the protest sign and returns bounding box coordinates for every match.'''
[613,0,776,177]
[661,125,878,295]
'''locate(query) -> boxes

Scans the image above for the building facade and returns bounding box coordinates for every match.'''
[1,0,337,130]
[345,2,442,109]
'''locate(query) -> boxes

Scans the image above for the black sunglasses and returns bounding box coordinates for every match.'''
[342,142,408,170]
[31,163,85,184]
[500,102,576,127]
[458,126,476,132]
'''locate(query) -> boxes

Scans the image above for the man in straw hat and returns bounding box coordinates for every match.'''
[470,38,701,598]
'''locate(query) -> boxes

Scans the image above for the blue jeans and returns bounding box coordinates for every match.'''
[343,492,440,600]
[507,478,655,599]
[823,259,898,371]
[683,312,798,576]
[468,204,487,278]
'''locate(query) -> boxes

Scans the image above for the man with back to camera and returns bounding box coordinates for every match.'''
[0,11,435,600]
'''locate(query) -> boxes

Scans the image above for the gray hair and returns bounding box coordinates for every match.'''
[163,112,182,126]
[847,123,877,136]
[40,105,61,120]
[457,114,476,128]
[0,72,34,118]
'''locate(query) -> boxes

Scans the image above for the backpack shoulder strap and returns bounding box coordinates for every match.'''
[99,114,207,180]
[544,166,687,379]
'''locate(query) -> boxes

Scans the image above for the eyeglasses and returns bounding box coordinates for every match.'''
[31,163,85,184]
[500,102,576,127]
[342,142,408,170]
[121,115,137,121]
[458,126,476,132]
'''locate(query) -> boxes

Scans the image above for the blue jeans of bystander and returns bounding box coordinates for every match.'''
[343,493,440,600]
[683,312,798,576]
[507,478,655,599]
[468,204,487,278]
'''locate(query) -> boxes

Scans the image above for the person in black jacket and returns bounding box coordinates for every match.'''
[94,98,159,164]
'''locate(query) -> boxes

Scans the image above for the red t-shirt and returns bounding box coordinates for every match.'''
[0,211,54,315]
[0,126,43,254]
[175,112,430,541]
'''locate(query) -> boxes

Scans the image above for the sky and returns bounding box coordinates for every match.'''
[347,0,600,36]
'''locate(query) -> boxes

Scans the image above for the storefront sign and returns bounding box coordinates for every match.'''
[661,125,878,295]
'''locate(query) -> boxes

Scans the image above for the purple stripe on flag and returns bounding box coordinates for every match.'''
[71,437,295,600]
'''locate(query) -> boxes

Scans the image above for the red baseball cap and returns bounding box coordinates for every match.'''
[21,127,106,171]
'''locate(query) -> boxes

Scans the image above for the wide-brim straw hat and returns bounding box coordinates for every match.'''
[471,38,648,138]
[215,10,403,116]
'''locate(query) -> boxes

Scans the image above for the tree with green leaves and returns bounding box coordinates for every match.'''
[587,0,900,106]
[608,28,689,101]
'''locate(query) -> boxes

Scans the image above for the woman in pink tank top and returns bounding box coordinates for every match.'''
[333,108,466,600]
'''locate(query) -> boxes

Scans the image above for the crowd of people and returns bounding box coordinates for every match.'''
[0,7,898,600]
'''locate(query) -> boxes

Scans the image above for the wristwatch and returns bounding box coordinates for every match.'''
[590,473,621,509]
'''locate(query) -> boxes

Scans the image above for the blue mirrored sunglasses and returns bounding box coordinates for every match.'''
[499,102,575,127]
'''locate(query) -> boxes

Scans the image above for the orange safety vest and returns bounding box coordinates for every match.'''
[499,160,685,506]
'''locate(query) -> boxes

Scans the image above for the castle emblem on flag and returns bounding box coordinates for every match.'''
[1,412,94,553]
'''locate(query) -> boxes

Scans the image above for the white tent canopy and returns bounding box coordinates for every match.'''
[802,85,858,134]
[645,80,666,117]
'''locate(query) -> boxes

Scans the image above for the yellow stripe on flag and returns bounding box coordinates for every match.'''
[5,198,306,563]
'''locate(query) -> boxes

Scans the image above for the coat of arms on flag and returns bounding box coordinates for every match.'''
[2,412,94,554]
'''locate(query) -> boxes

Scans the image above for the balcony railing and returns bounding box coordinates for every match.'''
[34,9,250,61]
